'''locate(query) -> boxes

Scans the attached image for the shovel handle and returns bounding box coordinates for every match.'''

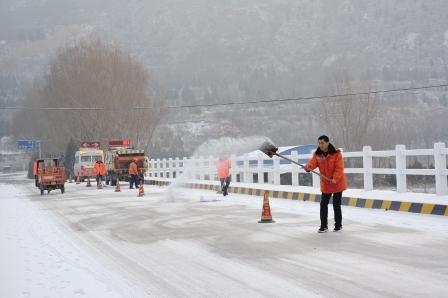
[274,153,333,182]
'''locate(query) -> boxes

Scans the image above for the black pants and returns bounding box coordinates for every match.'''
[320,192,342,229]
[220,176,231,196]
[129,175,139,189]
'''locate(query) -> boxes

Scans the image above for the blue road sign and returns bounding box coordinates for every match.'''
[17,140,38,150]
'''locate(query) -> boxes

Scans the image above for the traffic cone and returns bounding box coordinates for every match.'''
[137,182,145,197]
[114,178,121,192]
[76,175,80,184]
[258,192,275,223]
[86,177,91,187]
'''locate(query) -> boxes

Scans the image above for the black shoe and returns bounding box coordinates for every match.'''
[333,226,342,232]
[318,227,328,233]
[130,187,134,189]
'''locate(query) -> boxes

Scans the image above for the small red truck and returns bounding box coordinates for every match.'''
[35,158,66,195]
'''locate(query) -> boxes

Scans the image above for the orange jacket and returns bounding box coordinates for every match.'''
[129,161,138,175]
[93,162,106,175]
[217,159,231,179]
[306,150,347,193]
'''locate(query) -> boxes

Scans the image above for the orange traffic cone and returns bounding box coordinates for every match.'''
[138,182,145,197]
[86,177,91,187]
[76,175,80,184]
[114,178,121,192]
[258,192,275,223]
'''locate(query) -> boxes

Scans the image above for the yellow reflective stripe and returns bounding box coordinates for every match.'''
[381,200,392,209]
[420,204,434,214]
[349,197,357,207]
[399,202,412,212]
[365,199,374,208]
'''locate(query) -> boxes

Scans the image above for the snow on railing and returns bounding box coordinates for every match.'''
[147,142,448,195]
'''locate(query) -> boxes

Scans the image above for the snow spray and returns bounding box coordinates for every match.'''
[164,136,272,201]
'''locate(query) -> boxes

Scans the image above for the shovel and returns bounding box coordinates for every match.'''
[259,141,333,182]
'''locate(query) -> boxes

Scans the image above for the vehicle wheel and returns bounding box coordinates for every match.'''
[61,186,65,194]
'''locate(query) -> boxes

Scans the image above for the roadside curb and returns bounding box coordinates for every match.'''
[145,179,448,216]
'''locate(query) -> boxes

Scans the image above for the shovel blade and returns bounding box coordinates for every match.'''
[259,141,279,158]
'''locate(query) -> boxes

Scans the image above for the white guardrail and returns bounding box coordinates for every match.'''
[147,142,448,195]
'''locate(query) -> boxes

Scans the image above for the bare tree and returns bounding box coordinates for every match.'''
[320,70,379,151]
[13,38,166,153]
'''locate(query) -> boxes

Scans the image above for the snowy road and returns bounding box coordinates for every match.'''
[1,172,448,297]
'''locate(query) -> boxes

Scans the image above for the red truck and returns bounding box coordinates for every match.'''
[35,158,66,195]
[104,139,149,186]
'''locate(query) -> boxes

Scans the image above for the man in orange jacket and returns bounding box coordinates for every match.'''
[217,157,232,196]
[305,135,347,233]
[128,158,139,189]
[93,160,106,186]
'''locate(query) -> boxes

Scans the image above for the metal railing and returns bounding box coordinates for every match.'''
[147,142,448,195]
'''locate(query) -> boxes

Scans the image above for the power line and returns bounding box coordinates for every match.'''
[1,82,447,111]
[166,82,448,109]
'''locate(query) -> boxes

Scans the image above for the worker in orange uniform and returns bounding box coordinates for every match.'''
[93,160,106,186]
[305,135,347,233]
[217,156,232,196]
[128,158,139,189]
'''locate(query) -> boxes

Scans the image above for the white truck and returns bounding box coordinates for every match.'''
[73,142,104,182]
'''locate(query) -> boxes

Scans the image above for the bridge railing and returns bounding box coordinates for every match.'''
[147,142,448,195]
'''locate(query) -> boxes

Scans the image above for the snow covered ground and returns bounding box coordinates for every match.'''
[151,177,448,205]
[0,173,147,298]
[1,172,448,297]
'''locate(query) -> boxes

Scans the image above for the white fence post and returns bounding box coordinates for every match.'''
[162,158,168,178]
[312,170,320,188]
[230,154,237,182]
[148,159,153,177]
[182,157,188,178]
[156,158,161,177]
[290,151,299,186]
[257,157,264,184]
[363,146,373,191]
[167,158,173,179]
[243,154,252,183]
[174,157,179,178]
[395,145,407,193]
[273,157,280,185]
[434,142,447,195]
